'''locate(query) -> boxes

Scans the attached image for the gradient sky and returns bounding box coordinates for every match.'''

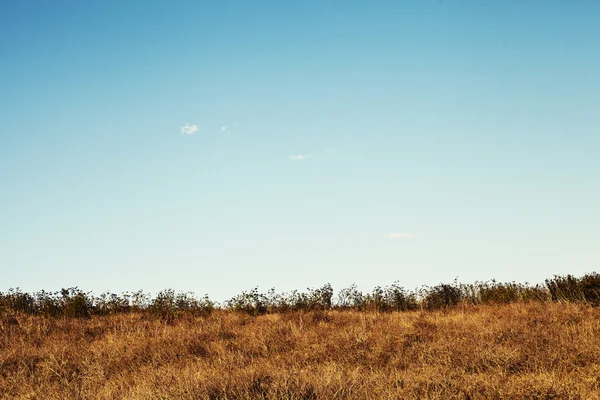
[1,0,599,301]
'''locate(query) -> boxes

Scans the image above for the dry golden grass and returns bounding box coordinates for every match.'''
[2,302,600,399]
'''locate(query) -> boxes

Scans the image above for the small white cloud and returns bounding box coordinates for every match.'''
[291,154,314,161]
[386,232,415,240]
[181,123,198,135]
[220,125,228,132]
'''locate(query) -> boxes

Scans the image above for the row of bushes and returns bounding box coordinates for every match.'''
[0,288,214,319]
[224,273,600,314]
[2,273,600,318]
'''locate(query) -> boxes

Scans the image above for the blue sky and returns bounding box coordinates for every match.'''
[1,1,599,301]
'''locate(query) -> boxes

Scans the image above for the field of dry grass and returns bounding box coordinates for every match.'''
[2,302,600,399]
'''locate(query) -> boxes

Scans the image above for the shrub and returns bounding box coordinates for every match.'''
[226,288,269,316]
[422,282,462,311]
[546,273,600,306]
[579,273,600,306]
[149,289,214,322]
[306,284,334,310]
[60,288,93,318]
[0,288,35,314]
[337,284,366,310]
[94,292,131,315]
[384,282,418,311]
[546,275,585,303]
[35,290,62,317]
[477,281,527,304]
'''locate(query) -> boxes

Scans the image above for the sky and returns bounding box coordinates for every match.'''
[1,0,599,301]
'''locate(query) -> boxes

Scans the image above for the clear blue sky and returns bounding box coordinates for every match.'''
[1,1,599,301]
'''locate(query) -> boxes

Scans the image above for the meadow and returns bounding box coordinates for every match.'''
[1,274,600,399]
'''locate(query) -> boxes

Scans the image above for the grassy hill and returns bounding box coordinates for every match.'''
[2,275,600,399]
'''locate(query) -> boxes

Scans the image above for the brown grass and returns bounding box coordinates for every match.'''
[2,302,600,399]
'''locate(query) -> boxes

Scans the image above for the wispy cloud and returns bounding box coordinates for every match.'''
[290,149,337,161]
[220,125,228,133]
[181,123,198,135]
[386,232,415,240]
[291,154,313,161]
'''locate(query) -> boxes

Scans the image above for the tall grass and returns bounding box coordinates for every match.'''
[2,302,599,399]
[2,273,600,398]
